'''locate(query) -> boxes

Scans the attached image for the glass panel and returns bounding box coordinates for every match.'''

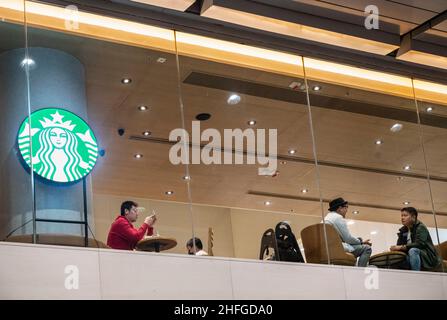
[412,78,447,273]
[303,57,440,271]
[0,1,35,243]
[22,1,192,252]
[175,33,321,262]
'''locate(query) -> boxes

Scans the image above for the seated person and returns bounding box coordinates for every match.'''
[107,200,156,250]
[390,207,441,271]
[324,198,372,267]
[186,237,208,256]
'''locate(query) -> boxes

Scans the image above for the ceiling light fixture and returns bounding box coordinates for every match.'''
[375,139,383,145]
[142,131,151,136]
[156,57,167,63]
[20,57,35,68]
[370,231,378,235]
[227,94,241,105]
[288,149,296,155]
[134,154,143,159]
[403,201,410,205]
[195,113,211,121]
[390,123,403,132]
[264,201,271,206]
[312,85,321,91]
[301,188,308,194]
[280,161,287,165]
[138,105,148,111]
[121,78,132,84]
[426,106,433,112]
[403,165,411,171]
[247,120,256,126]
[353,210,359,215]
[165,190,174,195]
[183,175,191,180]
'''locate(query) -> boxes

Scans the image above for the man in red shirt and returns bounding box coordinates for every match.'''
[107,201,157,250]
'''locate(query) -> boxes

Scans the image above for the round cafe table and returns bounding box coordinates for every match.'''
[369,251,407,268]
[136,236,177,252]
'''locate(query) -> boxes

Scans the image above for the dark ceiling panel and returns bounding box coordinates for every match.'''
[386,0,447,13]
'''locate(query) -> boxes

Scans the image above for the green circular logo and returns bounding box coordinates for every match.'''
[17,108,98,183]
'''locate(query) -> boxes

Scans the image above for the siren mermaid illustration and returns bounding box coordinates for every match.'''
[18,110,97,183]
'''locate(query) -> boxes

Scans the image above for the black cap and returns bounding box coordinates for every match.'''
[329,198,348,211]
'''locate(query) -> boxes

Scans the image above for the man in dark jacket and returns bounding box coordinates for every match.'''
[390,207,441,271]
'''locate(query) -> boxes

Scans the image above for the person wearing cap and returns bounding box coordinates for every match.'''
[107,200,157,250]
[324,198,372,267]
[390,207,441,271]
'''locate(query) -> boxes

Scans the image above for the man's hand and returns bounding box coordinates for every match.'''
[362,239,372,246]
[390,245,404,251]
[144,214,157,226]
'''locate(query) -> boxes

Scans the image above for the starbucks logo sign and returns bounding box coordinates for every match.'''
[17,108,98,183]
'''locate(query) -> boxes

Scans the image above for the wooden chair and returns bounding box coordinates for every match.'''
[301,223,356,266]
[434,241,447,272]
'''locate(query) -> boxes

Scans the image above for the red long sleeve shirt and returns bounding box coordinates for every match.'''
[107,216,153,250]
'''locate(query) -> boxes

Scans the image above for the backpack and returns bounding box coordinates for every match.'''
[275,222,305,263]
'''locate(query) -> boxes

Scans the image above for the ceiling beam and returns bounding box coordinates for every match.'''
[397,10,447,70]
[33,0,447,84]
[201,0,399,56]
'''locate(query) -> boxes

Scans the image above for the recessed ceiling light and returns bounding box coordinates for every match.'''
[353,210,359,215]
[312,85,322,91]
[165,190,174,195]
[280,161,287,165]
[247,120,256,126]
[288,149,296,155]
[138,105,148,111]
[227,94,241,105]
[375,139,383,145]
[142,131,151,136]
[370,231,378,235]
[390,123,403,132]
[347,220,355,225]
[403,165,411,171]
[403,201,410,205]
[183,175,191,180]
[121,78,132,84]
[301,188,308,194]
[20,57,35,68]
[264,201,271,206]
[156,57,167,63]
[134,154,143,159]
[426,106,433,112]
